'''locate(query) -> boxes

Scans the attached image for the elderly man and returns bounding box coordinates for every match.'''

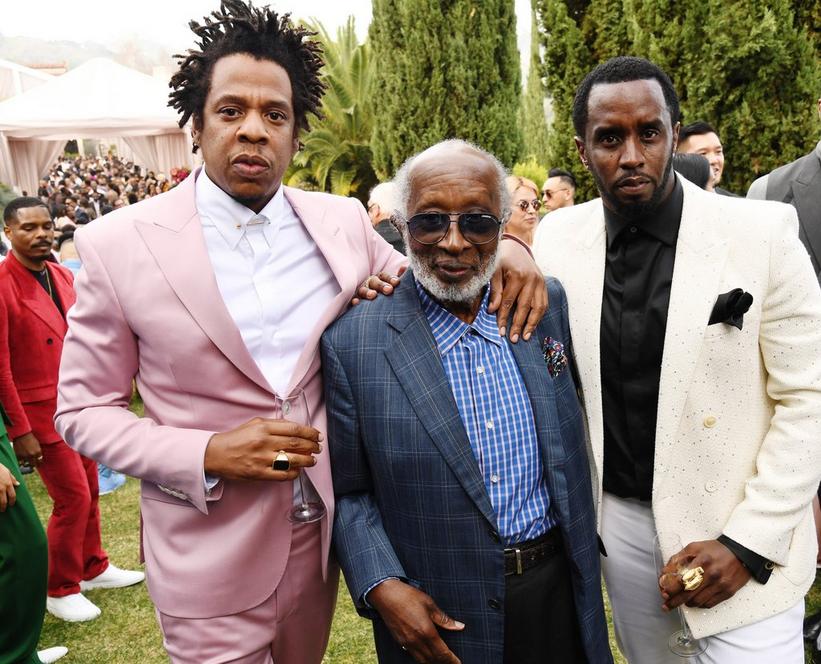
[534,56,821,663]
[322,139,611,664]
[55,2,545,662]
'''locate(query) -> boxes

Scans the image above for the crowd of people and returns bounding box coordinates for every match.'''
[1,2,820,664]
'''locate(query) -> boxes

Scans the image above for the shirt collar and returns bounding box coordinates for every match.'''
[414,278,501,356]
[194,167,285,250]
[604,176,684,249]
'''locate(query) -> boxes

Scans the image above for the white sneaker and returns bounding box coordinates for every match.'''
[80,563,145,590]
[38,646,68,663]
[46,593,101,622]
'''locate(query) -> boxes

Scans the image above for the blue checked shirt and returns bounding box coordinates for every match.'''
[416,280,555,545]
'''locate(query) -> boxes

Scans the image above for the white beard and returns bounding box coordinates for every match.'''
[407,247,499,305]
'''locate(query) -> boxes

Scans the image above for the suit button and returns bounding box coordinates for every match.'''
[488,529,500,543]
[705,481,718,493]
[703,415,717,428]
[488,598,501,610]
[46,338,54,345]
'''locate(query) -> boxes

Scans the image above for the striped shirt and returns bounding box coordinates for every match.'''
[416,280,554,545]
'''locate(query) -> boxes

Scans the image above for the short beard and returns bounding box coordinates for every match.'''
[402,231,499,306]
[594,155,675,221]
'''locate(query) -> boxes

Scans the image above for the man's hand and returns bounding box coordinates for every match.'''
[0,463,19,511]
[12,432,43,468]
[659,539,752,611]
[351,269,405,306]
[204,417,323,482]
[488,239,547,343]
[369,579,464,663]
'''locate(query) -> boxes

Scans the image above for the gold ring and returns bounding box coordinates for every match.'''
[681,566,704,591]
[272,451,290,472]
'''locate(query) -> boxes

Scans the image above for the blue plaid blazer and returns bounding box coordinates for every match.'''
[321,273,611,664]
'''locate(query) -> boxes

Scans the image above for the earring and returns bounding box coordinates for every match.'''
[191,141,199,155]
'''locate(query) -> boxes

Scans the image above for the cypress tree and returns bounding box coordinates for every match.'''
[369,0,523,179]
[535,0,821,197]
[519,1,551,164]
[534,0,595,199]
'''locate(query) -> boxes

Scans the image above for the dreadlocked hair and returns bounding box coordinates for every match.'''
[168,0,325,151]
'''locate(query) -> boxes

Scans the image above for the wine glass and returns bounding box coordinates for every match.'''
[653,534,708,657]
[277,389,325,523]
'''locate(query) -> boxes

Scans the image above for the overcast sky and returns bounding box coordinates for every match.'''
[2,0,533,74]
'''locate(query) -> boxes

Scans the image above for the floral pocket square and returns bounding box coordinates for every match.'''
[708,288,753,331]
[542,336,568,378]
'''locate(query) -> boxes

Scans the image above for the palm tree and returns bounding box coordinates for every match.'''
[286,18,377,204]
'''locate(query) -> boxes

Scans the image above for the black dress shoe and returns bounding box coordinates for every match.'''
[804,610,821,642]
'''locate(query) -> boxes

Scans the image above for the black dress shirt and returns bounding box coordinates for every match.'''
[29,267,63,317]
[599,178,772,583]
[600,179,683,501]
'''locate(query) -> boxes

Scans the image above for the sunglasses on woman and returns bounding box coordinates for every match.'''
[517,199,542,212]
[405,212,502,245]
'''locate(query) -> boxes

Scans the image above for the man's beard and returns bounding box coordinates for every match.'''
[402,232,499,305]
[593,154,674,220]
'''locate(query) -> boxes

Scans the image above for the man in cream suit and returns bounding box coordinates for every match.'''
[534,56,821,663]
[55,3,544,662]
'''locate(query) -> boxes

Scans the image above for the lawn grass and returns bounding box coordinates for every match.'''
[25,410,819,663]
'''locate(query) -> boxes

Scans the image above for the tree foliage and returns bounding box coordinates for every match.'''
[535,0,821,199]
[285,18,376,203]
[369,0,523,178]
[519,0,551,164]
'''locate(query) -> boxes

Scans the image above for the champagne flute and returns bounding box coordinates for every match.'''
[277,389,325,523]
[653,534,708,657]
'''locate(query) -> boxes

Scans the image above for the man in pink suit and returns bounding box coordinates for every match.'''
[55,3,545,662]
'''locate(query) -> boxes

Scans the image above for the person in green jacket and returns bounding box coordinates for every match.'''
[0,405,66,664]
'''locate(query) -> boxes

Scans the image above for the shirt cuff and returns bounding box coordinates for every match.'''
[204,472,220,493]
[717,534,774,584]
[362,577,401,608]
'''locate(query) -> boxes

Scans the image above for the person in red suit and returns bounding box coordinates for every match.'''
[0,197,144,623]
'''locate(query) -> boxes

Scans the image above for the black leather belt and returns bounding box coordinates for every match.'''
[504,528,562,576]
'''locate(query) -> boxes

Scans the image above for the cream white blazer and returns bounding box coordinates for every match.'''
[533,176,821,638]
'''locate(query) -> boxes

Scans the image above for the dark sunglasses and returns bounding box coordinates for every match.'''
[406,212,502,245]
[517,199,542,212]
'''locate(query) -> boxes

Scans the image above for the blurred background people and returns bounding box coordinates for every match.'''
[673,152,711,189]
[367,181,404,254]
[505,175,542,246]
[541,168,576,212]
[677,121,736,195]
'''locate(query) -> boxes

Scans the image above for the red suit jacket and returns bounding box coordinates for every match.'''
[0,253,75,443]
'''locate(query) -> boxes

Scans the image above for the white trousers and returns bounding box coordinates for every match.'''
[600,492,805,663]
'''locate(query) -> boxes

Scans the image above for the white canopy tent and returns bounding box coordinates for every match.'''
[0,57,194,194]
[0,59,53,102]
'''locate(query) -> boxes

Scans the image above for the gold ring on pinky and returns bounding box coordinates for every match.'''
[681,566,705,591]
[272,451,291,472]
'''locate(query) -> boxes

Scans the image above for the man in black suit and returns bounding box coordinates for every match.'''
[367,182,405,254]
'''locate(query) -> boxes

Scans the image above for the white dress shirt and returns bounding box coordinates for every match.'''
[195,168,340,396]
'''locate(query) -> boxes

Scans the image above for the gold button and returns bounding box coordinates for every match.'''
[765,561,775,570]
[703,415,717,428]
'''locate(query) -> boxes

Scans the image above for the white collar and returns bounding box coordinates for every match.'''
[195,167,286,250]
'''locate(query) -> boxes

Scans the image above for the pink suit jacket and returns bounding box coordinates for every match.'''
[55,170,406,618]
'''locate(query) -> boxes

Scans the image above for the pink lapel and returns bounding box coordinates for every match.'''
[284,187,358,393]
[6,253,67,337]
[134,170,272,394]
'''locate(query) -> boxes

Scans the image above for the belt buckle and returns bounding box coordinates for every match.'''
[514,547,522,575]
